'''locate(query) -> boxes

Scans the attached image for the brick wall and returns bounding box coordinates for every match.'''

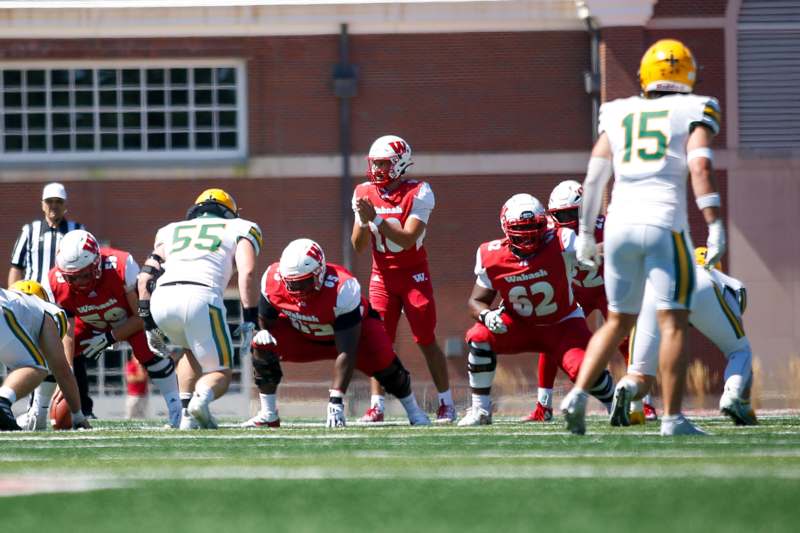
[653,0,728,18]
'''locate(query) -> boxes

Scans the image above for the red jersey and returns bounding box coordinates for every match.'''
[262,262,365,342]
[50,247,138,338]
[571,215,606,308]
[474,228,579,325]
[352,179,434,270]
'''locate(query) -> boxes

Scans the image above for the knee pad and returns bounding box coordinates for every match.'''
[468,342,496,389]
[144,356,175,380]
[253,354,283,388]
[373,357,412,399]
[589,370,614,404]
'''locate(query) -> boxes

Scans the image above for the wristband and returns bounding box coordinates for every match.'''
[242,306,258,323]
[696,193,721,210]
[359,221,369,228]
[373,215,384,227]
[478,309,490,325]
[329,389,344,400]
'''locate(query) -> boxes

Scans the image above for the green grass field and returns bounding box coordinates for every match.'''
[2,415,799,533]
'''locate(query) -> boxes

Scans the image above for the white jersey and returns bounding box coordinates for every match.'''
[0,288,47,340]
[600,93,721,231]
[154,215,263,292]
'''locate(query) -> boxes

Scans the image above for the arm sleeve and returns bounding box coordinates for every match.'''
[10,224,29,268]
[474,247,493,289]
[408,182,435,223]
[123,255,140,291]
[334,277,362,317]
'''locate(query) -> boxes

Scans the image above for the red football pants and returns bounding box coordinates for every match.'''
[368,265,437,345]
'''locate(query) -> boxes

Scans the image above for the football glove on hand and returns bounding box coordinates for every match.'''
[326,400,346,428]
[79,332,115,360]
[705,219,726,271]
[146,328,171,358]
[71,411,91,430]
[235,321,257,359]
[251,329,278,350]
[575,232,600,269]
[479,309,508,334]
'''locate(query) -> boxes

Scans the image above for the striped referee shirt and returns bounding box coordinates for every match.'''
[10,218,85,294]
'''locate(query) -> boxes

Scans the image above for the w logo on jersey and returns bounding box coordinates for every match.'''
[305,243,324,263]
[389,141,408,155]
[412,272,428,283]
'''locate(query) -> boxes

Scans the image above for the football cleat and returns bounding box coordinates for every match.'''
[560,389,588,435]
[408,409,432,426]
[187,397,218,430]
[719,394,758,426]
[609,386,632,427]
[521,402,553,422]
[358,406,385,423]
[0,400,21,431]
[179,408,199,430]
[434,402,457,424]
[644,402,658,421]
[241,410,281,428]
[17,407,48,431]
[457,406,492,426]
[660,415,707,436]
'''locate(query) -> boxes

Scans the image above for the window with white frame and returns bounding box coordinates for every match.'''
[0,60,246,162]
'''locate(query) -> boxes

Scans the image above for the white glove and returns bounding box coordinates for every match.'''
[575,231,600,269]
[79,332,115,359]
[480,309,508,334]
[705,219,726,270]
[326,400,346,428]
[252,329,278,349]
[235,321,257,358]
[146,328,171,358]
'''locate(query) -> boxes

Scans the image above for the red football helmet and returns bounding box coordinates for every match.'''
[547,180,583,230]
[366,135,413,187]
[278,238,327,298]
[56,230,102,292]
[500,194,548,255]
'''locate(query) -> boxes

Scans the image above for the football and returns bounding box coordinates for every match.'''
[49,396,72,430]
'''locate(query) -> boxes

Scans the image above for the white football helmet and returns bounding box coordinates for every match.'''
[548,180,583,229]
[278,238,327,296]
[500,194,548,255]
[56,229,102,292]
[366,135,413,186]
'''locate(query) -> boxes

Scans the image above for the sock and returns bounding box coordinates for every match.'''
[537,387,553,408]
[34,380,57,412]
[471,393,491,412]
[662,414,683,423]
[370,394,385,412]
[180,392,192,409]
[724,375,744,399]
[259,393,277,414]
[0,386,17,404]
[398,393,421,414]
[618,377,639,398]
[437,389,453,407]
[642,393,653,405]
[150,374,180,414]
[194,384,215,404]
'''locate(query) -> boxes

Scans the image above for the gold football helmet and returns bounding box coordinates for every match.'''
[639,39,697,94]
[10,279,50,302]
[189,188,238,219]
[695,246,722,271]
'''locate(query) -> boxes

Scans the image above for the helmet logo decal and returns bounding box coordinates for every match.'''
[388,141,407,155]
[83,236,99,255]
[305,243,324,263]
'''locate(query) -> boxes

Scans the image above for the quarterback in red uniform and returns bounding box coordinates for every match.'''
[351,135,454,423]
[49,230,180,425]
[242,238,430,428]
[459,194,614,426]
[523,181,646,423]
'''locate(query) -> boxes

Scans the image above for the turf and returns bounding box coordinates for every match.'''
[2,415,799,533]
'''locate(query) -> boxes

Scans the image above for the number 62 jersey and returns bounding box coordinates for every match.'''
[474,228,582,325]
[154,216,263,292]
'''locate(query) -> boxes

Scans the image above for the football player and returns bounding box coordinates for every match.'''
[351,135,455,423]
[10,280,69,430]
[0,287,89,431]
[138,189,261,430]
[561,39,725,436]
[618,247,755,426]
[50,230,181,426]
[524,181,655,422]
[459,193,614,426]
[243,238,430,428]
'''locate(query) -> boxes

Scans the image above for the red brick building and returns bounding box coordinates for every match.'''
[0,1,795,410]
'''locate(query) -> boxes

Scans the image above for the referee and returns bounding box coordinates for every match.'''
[8,182,85,297]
